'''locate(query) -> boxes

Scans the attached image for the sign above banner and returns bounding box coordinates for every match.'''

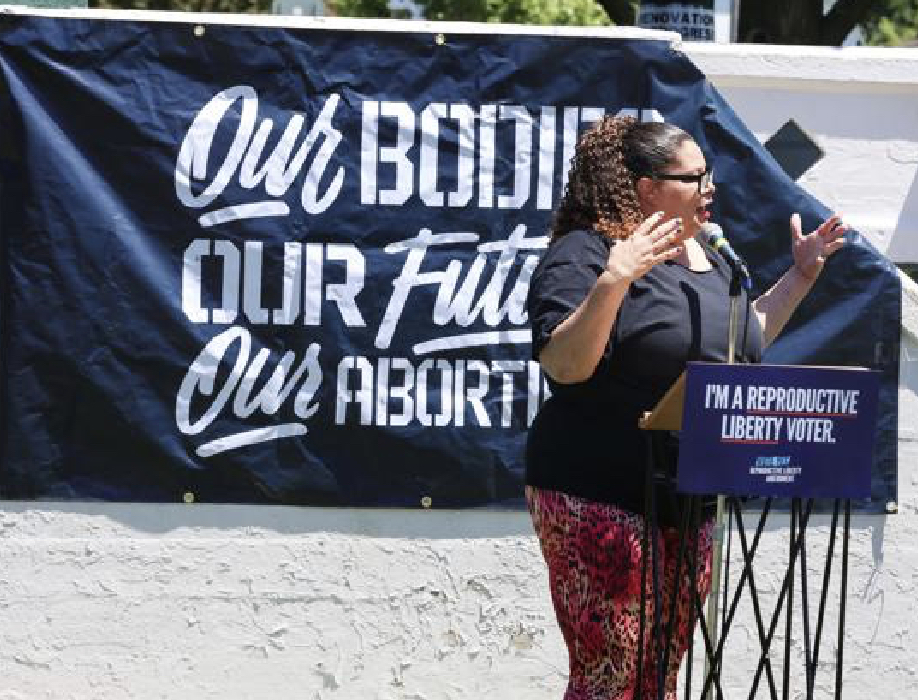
[638,0,733,43]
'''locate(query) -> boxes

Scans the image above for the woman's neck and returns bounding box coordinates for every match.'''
[674,235,713,271]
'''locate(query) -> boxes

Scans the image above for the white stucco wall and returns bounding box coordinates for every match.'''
[687,42,918,265]
[1,16,917,700]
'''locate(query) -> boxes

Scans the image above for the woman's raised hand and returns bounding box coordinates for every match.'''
[605,212,688,283]
[790,212,847,281]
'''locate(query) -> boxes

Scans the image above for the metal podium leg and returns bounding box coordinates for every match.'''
[639,431,661,700]
[810,499,841,698]
[703,494,726,700]
[783,500,798,700]
[685,500,700,700]
[836,499,851,700]
[661,498,694,699]
[800,502,813,700]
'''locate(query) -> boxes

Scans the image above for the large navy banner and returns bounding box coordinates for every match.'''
[0,13,900,507]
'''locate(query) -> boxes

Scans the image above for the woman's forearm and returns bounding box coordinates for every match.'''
[752,265,816,347]
[538,270,631,384]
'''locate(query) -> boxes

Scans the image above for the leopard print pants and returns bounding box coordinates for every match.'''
[526,486,714,700]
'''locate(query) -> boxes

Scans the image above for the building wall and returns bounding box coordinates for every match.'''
[688,42,918,266]
[1,27,917,700]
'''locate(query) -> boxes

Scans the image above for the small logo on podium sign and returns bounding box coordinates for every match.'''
[677,363,879,498]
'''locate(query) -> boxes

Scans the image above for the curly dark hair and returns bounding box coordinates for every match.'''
[551,116,693,241]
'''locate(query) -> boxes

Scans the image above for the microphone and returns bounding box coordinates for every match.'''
[702,222,752,291]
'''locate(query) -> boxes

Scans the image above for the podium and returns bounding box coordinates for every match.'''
[638,362,879,700]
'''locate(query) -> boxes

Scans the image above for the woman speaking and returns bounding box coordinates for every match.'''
[525,115,845,700]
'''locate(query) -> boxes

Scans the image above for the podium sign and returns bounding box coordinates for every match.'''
[677,362,879,498]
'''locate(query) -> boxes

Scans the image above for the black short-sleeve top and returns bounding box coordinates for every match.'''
[526,228,763,520]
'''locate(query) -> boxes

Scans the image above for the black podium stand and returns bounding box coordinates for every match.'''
[638,362,879,700]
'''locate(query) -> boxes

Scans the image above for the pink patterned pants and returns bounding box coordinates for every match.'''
[526,486,714,700]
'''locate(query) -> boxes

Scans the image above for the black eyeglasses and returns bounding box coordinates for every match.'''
[655,166,714,193]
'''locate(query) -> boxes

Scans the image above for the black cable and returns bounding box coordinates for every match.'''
[743,290,752,361]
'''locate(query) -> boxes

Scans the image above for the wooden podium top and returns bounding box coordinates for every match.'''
[639,371,686,432]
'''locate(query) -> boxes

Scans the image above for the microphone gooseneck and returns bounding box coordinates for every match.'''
[702,222,752,292]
